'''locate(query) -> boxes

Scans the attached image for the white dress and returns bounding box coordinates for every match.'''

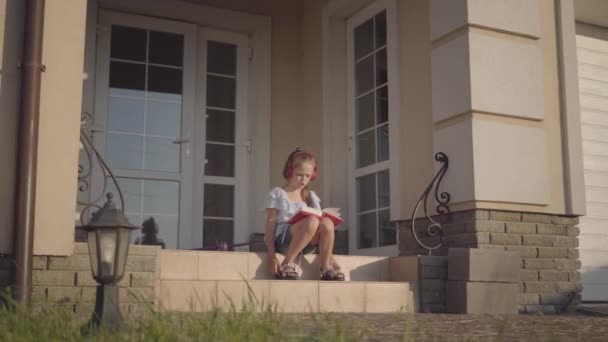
[265,187,321,224]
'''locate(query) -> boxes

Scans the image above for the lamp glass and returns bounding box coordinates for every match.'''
[97,229,118,283]
[87,230,99,279]
[115,228,131,282]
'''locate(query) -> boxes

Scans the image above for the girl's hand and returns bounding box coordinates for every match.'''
[267,254,280,276]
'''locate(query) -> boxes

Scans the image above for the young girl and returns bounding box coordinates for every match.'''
[265,148,344,281]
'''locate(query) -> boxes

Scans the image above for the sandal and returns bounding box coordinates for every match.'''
[277,263,300,280]
[320,267,345,281]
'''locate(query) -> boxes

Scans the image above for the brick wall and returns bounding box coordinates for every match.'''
[1,243,159,318]
[418,255,447,313]
[399,210,581,314]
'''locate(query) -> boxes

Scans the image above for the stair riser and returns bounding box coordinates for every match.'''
[160,250,393,282]
[158,279,417,313]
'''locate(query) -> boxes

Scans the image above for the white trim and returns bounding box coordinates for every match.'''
[556,0,587,216]
[335,0,401,256]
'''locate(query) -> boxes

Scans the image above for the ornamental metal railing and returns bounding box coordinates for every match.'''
[410,152,451,254]
[77,112,125,225]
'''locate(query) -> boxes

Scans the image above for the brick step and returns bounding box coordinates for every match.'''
[158,279,417,313]
[160,249,415,282]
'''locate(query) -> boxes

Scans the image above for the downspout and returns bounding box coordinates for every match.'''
[12,0,45,304]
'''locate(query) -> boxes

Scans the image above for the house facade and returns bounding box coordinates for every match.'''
[0,0,607,309]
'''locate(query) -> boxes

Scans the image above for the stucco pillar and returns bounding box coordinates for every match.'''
[33,0,87,256]
[398,0,583,314]
[430,0,551,208]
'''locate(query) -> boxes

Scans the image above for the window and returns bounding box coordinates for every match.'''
[350,9,396,249]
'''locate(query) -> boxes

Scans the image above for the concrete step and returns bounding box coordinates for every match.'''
[160,249,414,282]
[158,279,417,313]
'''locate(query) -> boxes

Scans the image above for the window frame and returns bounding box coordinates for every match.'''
[344,0,402,255]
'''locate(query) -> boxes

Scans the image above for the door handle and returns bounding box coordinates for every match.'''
[173,137,191,157]
[172,138,191,144]
[243,140,253,153]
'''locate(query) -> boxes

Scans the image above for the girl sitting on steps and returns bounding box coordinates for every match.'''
[264,147,344,281]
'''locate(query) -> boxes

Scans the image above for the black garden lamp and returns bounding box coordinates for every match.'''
[82,192,139,330]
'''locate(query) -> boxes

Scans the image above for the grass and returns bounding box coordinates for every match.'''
[0,288,577,342]
[0,289,367,342]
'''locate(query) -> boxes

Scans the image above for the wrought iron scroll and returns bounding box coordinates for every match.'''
[410,152,451,253]
[78,112,125,224]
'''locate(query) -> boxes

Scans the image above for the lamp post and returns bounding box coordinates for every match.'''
[81,193,139,330]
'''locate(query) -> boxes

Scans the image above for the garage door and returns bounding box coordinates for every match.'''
[577,22,608,302]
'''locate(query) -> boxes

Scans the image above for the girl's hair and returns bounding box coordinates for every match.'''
[283,148,317,207]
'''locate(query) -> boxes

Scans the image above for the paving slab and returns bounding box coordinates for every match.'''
[283,313,608,341]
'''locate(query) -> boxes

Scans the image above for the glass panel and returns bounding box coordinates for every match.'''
[377,124,389,162]
[111,25,146,62]
[357,130,375,168]
[203,219,234,247]
[205,143,234,177]
[144,137,180,172]
[206,109,235,143]
[357,173,376,212]
[127,214,142,243]
[356,92,375,132]
[207,41,237,76]
[375,11,387,48]
[109,61,145,91]
[109,88,145,99]
[97,230,117,280]
[358,212,377,249]
[115,228,131,279]
[148,92,182,102]
[378,209,395,246]
[149,31,184,67]
[355,55,374,96]
[107,97,145,134]
[106,133,143,170]
[138,215,177,249]
[148,66,183,95]
[87,231,98,277]
[107,177,142,213]
[354,18,374,60]
[142,180,179,214]
[206,75,236,109]
[378,170,390,208]
[376,86,388,124]
[376,48,387,86]
[204,184,234,217]
[146,100,181,137]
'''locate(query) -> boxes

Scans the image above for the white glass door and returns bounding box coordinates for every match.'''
[93,13,251,250]
[347,5,398,255]
[189,29,250,250]
[93,11,196,249]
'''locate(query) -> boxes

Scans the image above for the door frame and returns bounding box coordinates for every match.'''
[84,1,272,248]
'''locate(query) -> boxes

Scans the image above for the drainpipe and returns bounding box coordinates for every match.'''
[13,0,45,304]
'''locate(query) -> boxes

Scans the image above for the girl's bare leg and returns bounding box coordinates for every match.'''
[282,216,319,266]
[310,217,335,270]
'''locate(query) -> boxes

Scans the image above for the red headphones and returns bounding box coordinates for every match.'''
[282,147,318,181]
